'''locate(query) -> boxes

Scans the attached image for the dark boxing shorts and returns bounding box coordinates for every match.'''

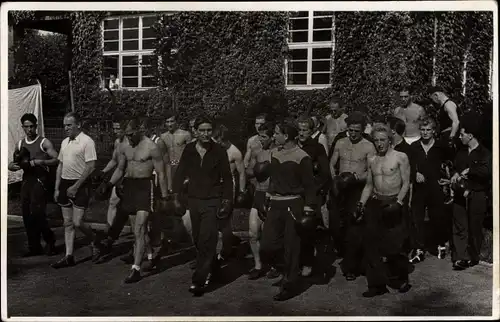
[120,177,153,215]
[57,179,91,209]
[251,190,267,211]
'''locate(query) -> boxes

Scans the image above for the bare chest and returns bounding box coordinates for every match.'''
[372,158,399,176]
[339,142,368,163]
[125,144,151,162]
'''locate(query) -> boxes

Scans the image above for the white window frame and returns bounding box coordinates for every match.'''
[101,14,159,90]
[286,11,335,90]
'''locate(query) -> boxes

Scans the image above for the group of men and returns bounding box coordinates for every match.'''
[9,85,492,301]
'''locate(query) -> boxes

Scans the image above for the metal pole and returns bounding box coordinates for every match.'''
[68,70,75,112]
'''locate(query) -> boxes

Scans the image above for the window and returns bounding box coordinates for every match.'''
[102,15,158,89]
[286,11,335,89]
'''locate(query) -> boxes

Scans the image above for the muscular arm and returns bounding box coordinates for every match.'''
[109,152,126,185]
[156,136,172,190]
[101,141,119,173]
[359,159,374,205]
[243,138,254,168]
[55,162,63,191]
[357,143,376,182]
[35,139,59,166]
[445,102,460,138]
[397,153,411,204]
[234,151,246,193]
[151,145,168,198]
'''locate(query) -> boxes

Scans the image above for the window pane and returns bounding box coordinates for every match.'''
[104,41,119,52]
[287,73,307,85]
[104,19,119,30]
[313,30,332,42]
[312,73,330,85]
[142,27,156,39]
[123,18,139,28]
[123,29,139,40]
[104,55,119,73]
[141,55,154,66]
[289,48,307,60]
[290,18,308,31]
[142,39,155,50]
[122,77,139,88]
[287,61,307,73]
[313,47,332,60]
[314,11,333,16]
[142,77,157,88]
[289,31,308,43]
[123,55,139,66]
[313,17,333,29]
[142,16,157,28]
[312,60,330,72]
[122,66,139,77]
[104,30,119,41]
[290,11,308,18]
[123,40,139,51]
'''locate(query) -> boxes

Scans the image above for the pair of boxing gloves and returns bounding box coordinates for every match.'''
[354,199,403,227]
[13,147,36,170]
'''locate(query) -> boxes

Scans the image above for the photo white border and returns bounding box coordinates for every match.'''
[1,1,498,321]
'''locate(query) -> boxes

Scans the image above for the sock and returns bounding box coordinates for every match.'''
[132,265,140,271]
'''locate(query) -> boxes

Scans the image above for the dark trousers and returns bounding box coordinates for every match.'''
[260,198,304,289]
[189,198,221,286]
[411,182,449,250]
[452,191,487,262]
[21,177,55,251]
[364,195,410,289]
[301,196,326,268]
[218,213,235,260]
[329,184,364,275]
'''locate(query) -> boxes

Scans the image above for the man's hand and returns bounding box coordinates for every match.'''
[303,205,314,212]
[450,172,461,185]
[8,162,21,171]
[461,168,470,177]
[54,189,59,203]
[217,199,233,220]
[416,172,425,183]
[94,181,114,201]
[67,185,78,199]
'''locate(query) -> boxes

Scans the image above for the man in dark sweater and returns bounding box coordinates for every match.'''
[388,116,412,158]
[260,120,317,301]
[409,117,448,264]
[450,115,491,270]
[172,115,234,296]
[297,115,332,280]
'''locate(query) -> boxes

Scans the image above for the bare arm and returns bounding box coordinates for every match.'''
[8,145,20,171]
[397,153,411,204]
[359,158,374,205]
[101,141,119,173]
[109,152,126,185]
[152,144,168,198]
[318,134,329,156]
[445,102,460,138]
[356,143,376,182]
[243,138,253,168]
[55,162,63,191]
[156,136,172,190]
[34,139,59,167]
[234,151,246,193]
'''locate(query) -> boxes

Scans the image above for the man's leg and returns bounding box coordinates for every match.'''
[467,191,487,264]
[51,206,77,269]
[409,189,426,263]
[107,187,120,228]
[218,213,234,261]
[428,187,448,259]
[124,211,149,283]
[340,185,364,279]
[451,200,470,265]
[20,180,42,255]
[248,208,264,278]
[30,179,56,255]
[282,199,303,291]
[260,200,286,282]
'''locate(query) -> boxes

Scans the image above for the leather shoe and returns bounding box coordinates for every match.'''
[189,284,205,297]
[51,255,75,269]
[124,269,141,283]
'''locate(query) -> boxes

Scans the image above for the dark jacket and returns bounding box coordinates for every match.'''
[173,140,233,201]
[299,137,331,194]
[454,144,491,192]
[409,139,446,188]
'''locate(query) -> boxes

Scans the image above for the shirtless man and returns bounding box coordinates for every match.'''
[244,114,268,169]
[245,122,274,279]
[329,111,376,281]
[105,118,169,283]
[212,124,246,262]
[357,124,411,297]
[325,97,348,148]
[394,87,426,145]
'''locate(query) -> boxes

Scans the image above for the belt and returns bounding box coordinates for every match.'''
[372,193,398,201]
[170,160,180,166]
[269,194,301,201]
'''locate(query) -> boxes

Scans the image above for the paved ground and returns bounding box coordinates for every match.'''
[5,219,494,317]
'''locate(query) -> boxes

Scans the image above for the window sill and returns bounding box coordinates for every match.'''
[286,84,331,91]
[99,87,156,92]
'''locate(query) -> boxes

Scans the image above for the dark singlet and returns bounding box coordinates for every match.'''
[18,136,50,180]
[439,99,452,132]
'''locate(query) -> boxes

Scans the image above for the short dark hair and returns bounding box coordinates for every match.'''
[165,110,178,121]
[296,115,315,130]
[387,116,406,136]
[427,85,444,96]
[345,111,366,127]
[256,113,268,122]
[276,121,298,142]
[21,113,37,125]
[194,114,214,129]
[460,113,482,138]
[258,122,275,137]
[64,112,81,124]
[399,85,412,93]
[330,96,344,108]
[372,114,387,124]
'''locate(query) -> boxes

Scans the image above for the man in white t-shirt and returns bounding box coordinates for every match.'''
[109,74,120,90]
[51,112,99,269]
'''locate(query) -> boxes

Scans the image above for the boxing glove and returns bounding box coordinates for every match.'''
[451,176,469,198]
[92,170,107,185]
[353,202,365,224]
[217,199,233,220]
[156,197,170,215]
[295,208,318,237]
[253,161,271,183]
[339,172,358,188]
[15,147,32,170]
[115,184,124,199]
[257,196,271,222]
[169,193,187,217]
[94,181,114,201]
[382,200,403,228]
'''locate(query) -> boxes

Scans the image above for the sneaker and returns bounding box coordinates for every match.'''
[51,255,76,269]
[248,268,265,280]
[267,267,280,279]
[301,266,313,277]
[124,268,141,283]
[409,249,425,264]
[437,246,447,259]
[453,260,469,271]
